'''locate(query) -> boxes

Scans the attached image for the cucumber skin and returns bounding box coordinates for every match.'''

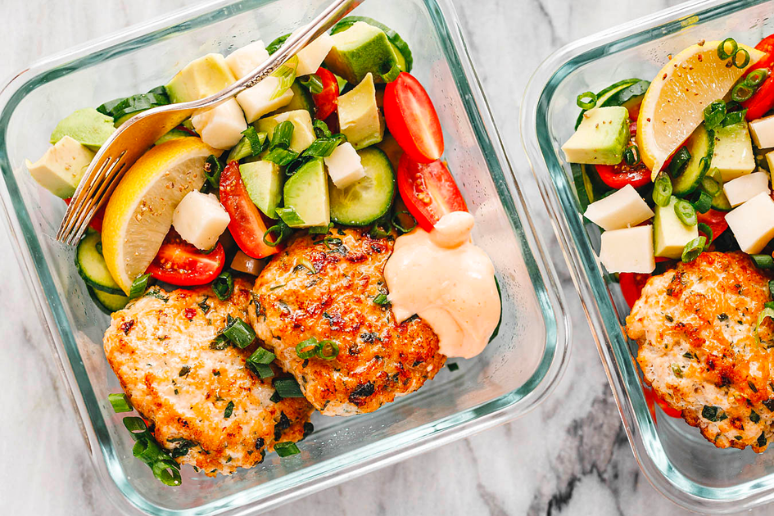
[672,126,715,196]
[87,286,129,314]
[574,79,640,129]
[76,229,125,295]
[329,147,395,226]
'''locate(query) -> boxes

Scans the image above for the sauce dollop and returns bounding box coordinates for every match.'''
[384,211,501,358]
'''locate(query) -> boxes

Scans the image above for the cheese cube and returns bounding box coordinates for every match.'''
[296,34,335,76]
[583,184,654,231]
[25,136,94,198]
[236,76,294,123]
[711,121,756,182]
[225,40,270,79]
[654,197,698,259]
[172,191,231,250]
[191,98,247,150]
[725,192,774,253]
[723,171,770,207]
[749,114,774,149]
[599,225,655,274]
[324,143,365,189]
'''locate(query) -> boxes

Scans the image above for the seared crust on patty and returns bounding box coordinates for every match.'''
[248,227,445,416]
[626,252,774,452]
[104,280,313,476]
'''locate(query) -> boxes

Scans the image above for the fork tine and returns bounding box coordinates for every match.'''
[56,156,113,241]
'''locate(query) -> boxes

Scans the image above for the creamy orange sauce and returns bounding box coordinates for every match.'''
[384,211,501,359]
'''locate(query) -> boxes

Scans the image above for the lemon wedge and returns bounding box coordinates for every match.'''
[102,138,219,294]
[636,40,765,175]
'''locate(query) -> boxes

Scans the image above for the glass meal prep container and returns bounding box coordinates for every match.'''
[0,0,570,514]
[522,0,774,513]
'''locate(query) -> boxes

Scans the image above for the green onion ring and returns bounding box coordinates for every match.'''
[652,173,672,208]
[318,340,340,360]
[718,37,738,60]
[295,338,321,359]
[623,144,642,166]
[674,199,697,226]
[755,305,774,345]
[576,91,597,110]
[681,236,706,263]
[697,222,713,245]
[733,48,751,69]
[732,82,754,102]
[746,69,769,87]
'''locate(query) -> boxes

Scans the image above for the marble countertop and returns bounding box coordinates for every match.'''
[1,0,769,514]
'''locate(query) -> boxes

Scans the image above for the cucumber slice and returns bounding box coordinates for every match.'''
[672,125,715,196]
[572,163,611,212]
[155,128,192,146]
[706,167,732,211]
[574,79,640,129]
[601,80,649,111]
[330,147,395,226]
[76,229,124,295]
[88,286,129,314]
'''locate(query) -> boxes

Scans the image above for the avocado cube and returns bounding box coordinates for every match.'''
[561,106,629,165]
[654,197,699,259]
[255,110,316,154]
[282,158,330,228]
[26,136,95,198]
[50,108,116,151]
[711,121,755,182]
[324,22,404,84]
[338,73,384,150]
[166,54,237,103]
[240,161,283,219]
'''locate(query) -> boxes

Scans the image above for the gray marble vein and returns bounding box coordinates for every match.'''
[0,0,770,514]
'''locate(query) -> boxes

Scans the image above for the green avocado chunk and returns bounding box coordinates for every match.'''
[166,53,237,103]
[50,108,116,150]
[561,106,629,165]
[338,73,384,150]
[282,158,330,228]
[324,21,404,84]
[240,161,283,219]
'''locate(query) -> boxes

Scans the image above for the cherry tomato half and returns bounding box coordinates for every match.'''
[384,72,444,164]
[697,209,729,243]
[312,67,340,121]
[219,161,279,259]
[64,197,104,233]
[595,123,651,189]
[743,34,774,120]
[643,386,683,419]
[146,230,225,286]
[619,272,651,309]
[396,154,467,231]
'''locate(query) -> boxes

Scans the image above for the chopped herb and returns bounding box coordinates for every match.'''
[373,294,390,305]
[270,391,281,403]
[274,442,300,457]
[671,364,683,378]
[213,371,221,377]
[765,399,774,412]
[198,297,211,314]
[224,401,235,419]
[749,381,759,393]
[213,271,234,301]
[718,313,729,322]
[665,314,674,322]
[683,352,694,359]
[167,438,198,459]
[222,314,256,349]
[758,432,767,447]
[447,362,460,372]
[270,284,286,291]
[129,274,152,299]
[178,366,191,377]
[274,377,304,398]
[210,334,230,350]
[751,410,761,423]
[108,393,133,413]
[702,405,727,422]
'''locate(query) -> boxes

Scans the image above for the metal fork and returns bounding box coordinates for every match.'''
[57,0,362,245]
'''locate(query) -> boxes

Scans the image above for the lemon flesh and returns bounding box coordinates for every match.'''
[636,41,765,175]
[101,138,218,294]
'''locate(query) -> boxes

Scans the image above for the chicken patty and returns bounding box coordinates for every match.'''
[626,252,774,452]
[248,227,446,416]
[104,280,314,476]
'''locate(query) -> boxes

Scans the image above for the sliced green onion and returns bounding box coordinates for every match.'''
[733,48,751,69]
[222,315,256,349]
[747,69,769,87]
[674,199,697,226]
[248,347,276,365]
[266,34,291,55]
[302,136,346,158]
[769,279,774,298]
[692,189,712,214]
[129,274,152,299]
[722,109,748,127]
[668,147,692,176]
[152,460,182,486]
[682,236,706,263]
[391,210,417,233]
[264,147,299,166]
[252,363,275,379]
[704,100,727,130]
[653,172,673,207]
[318,340,340,360]
[270,55,298,100]
[752,254,774,269]
[623,144,642,166]
[379,64,401,83]
[270,121,295,149]
[205,155,223,189]
[732,82,754,102]
[718,38,738,60]
[123,416,149,440]
[213,271,233,301]
[243,127,267,155]
[133,437,165,465]
[755,304,774,344]
[274,441,301,457]
[309,223,333,235]
[702,405,727,422]
[313,119,333,138]
[701,176,721,197]
[373,293,390,305]
[698,222,714,245]
[224,400,235,419]
[274,377,304,398]
[109,393,133,413]
[300,74,324,94]
[263,220,293,247]
[296,337,321,359]
[576,91,597,110]
[275,207,305,227]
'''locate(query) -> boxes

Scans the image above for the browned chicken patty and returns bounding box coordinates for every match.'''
[248,227,446,416]
[626,252,774,452]
[104,280,314,476]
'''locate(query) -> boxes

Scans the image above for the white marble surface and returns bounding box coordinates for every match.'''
[1,0,770,514]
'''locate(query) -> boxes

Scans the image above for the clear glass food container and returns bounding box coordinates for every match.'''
[0,0,570,514]
[522,0,774,512]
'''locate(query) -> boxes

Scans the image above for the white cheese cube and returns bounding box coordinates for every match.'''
[225,40,270,80]
[654,197,699,259]
[599,225,655,274]
[236,76,294,123]
[191,98,247,150]
[725,191,774,253]
[724,171,770,207]
[583,184,654,231]
[324,143,365,189]
[172,191,231,250]
[749,114,774,149]
[296,34,335,76]
[25,136,94,199]
[711,121,756,182]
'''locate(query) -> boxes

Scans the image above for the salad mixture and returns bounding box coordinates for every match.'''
[26,17,501,484]
[563,35,774,452]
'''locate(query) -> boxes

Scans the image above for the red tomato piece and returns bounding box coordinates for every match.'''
[146,230,225,286]
[619,272,651,309]
[312,67,340,121]
[595,122,651,189]
[742,34,774,120]
[697,209,729,244]
[384,72,444,164]
[655,393,682,418]
[64,197,104,233]
[219,161,279,259]
[396,154,467,231]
